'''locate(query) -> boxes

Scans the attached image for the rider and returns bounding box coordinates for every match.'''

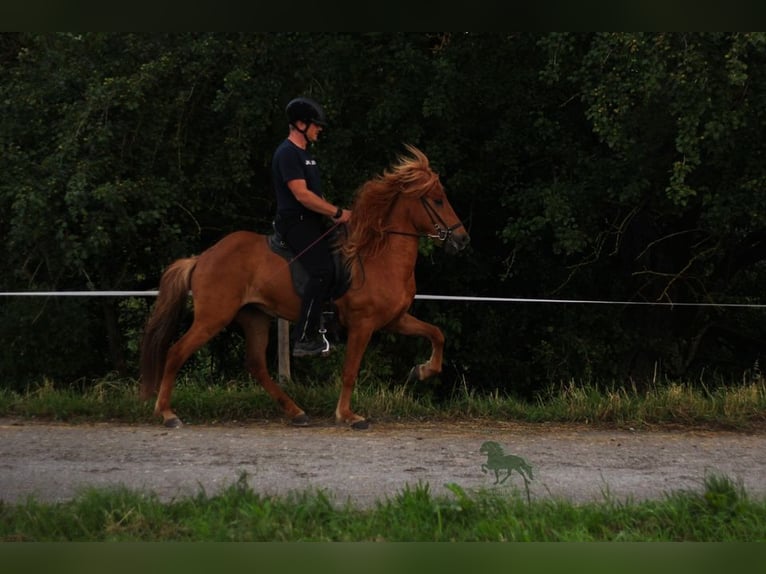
[272,96,352,357]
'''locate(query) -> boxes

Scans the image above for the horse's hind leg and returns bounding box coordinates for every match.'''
[236,307,309,426]
[386,312,445,384]
[155,315,230,427]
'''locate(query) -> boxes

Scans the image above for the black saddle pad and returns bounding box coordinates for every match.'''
[267,232,350,300]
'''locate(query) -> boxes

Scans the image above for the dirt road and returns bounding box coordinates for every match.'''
[1,418,764,507]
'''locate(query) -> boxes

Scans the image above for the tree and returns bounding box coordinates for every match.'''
[2,33,765,393]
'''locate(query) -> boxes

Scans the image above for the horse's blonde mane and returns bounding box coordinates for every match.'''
[341,144,440,264]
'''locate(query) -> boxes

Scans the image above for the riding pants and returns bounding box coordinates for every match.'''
[275,212,334,342]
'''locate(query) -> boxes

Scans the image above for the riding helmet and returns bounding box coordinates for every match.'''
[286,96,328,127]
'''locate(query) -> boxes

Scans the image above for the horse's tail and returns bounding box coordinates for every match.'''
[139,257,197,400]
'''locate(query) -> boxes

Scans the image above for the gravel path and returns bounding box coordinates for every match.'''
[2,418,764,507]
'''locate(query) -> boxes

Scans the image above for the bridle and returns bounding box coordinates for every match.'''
[386,196,464,241]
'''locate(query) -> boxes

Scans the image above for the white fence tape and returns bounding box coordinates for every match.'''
[1,291,765,308]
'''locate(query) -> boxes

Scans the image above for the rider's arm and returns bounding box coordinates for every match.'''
[287,179,351,223]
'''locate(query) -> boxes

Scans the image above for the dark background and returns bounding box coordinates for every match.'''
[2,33,765,398]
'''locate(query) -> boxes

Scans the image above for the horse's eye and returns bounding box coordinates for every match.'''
[434,199,444,207]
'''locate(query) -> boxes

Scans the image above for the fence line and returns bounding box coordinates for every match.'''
[1,291,766,308]
[4,289,764,383]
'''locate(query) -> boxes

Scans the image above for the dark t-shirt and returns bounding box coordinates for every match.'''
[272,139,323,214]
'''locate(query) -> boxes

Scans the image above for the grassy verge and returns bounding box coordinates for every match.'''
[1,472,763,541]
[1,375,765,430]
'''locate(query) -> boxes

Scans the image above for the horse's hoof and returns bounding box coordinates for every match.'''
[164,417,183,428]
[351,419,370,430]
[406,365,420,384]
[291,414,310,427]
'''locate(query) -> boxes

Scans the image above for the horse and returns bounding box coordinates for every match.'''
[480,440,534,485]
[139,144,470,430]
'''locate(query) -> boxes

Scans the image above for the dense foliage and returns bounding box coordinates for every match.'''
[2,33,765,396]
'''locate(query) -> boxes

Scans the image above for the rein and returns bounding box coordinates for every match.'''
[286,220,343,265]
[385,197,464,241]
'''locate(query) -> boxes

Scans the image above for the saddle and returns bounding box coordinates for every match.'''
[267,225,351,302]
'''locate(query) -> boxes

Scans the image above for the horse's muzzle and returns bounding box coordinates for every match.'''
[445,231,470,255]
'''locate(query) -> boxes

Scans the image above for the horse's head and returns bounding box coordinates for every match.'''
[344,145,471,263]
[479,440,503,456]
[421,184,471,255]
[395,145,471,254]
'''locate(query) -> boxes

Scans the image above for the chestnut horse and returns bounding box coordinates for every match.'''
[139,145,470,429]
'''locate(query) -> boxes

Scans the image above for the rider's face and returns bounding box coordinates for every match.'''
[306,122,323,142]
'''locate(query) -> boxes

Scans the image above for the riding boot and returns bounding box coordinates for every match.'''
[292,290,331,358]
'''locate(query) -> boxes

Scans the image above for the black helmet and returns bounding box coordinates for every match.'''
[286,96,328,127]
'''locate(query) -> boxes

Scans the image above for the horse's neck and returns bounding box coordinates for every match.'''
[346,233,419,288]
[376,234,420,275]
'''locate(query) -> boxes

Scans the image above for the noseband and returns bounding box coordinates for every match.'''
[387,197,464,241]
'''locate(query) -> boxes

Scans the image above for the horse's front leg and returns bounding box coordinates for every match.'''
[386,312,445,384]
[336,325,374,429]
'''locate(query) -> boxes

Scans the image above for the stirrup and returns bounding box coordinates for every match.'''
[318,327,331,357]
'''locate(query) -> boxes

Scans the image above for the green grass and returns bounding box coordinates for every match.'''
[2,374,765,429]
[2,472,763,541]
[1,374,765,541]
